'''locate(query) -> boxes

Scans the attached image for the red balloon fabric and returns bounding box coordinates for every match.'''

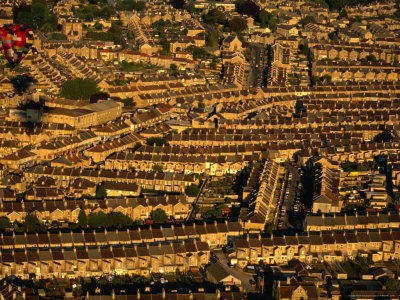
[0,24,34,67]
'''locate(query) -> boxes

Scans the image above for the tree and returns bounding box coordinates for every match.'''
[203,8,226,25]
[90,92,110,103]
[185,184,200,197]
[206,30,220,48]
[338,8,348,19]
[170,0,185,9]
[259,10,278,32]
[386,278,400,292]
[146,137,168,146]
[236,0,260,20]
[169,64,179,76]
[228,17,248,33]
[0,217,10,231]
[153,164,163,173]
[50,33,68,40]
[299,16,316,27]
[88,212,109,228]
[25,214,46,233]
[78,209,88,228]
[94,22,103,30]
[96,184,107,199]
[116,0,146,11]
[60,78,99,100]
[14,0,57,32]
[152,209,168,224]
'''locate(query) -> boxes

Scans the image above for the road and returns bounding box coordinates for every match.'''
[214,250,256,293]
[280,162,301,230]
[248,45,265,89]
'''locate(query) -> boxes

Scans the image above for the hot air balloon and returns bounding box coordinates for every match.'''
[0,24,34,67]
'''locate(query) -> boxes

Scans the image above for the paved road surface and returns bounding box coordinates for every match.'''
[214,250,256,293]
[281,162,301,230]
[248,45,265,89]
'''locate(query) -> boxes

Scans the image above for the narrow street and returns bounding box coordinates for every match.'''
[248,44,265,89]
[214,250,257,293]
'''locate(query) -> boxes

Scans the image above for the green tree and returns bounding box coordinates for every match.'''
[206,30,220,48]
[15,0,57,32]
[299,16,316,27]
[78,209,88,228]
[228,17,248,32]
[50,33,68,40]
[338,8,348,19]
[0,216,11,231]
[386,278,400,292]
[169,64,179,76]
[151,209,168,224]
[60,78,99,100]
[94,22,103,30]
[88,212,109,228]
[116,0,146,11]
[121,97,135,107]
[170,0,185,9]
[203,8,226,25]
[259,10,278,32]
[153,164,163,173]
[185,184,200,197]
[88,212,133,228]
[146,137,168,146]
[96,184,107,199]
[25,214,46,233]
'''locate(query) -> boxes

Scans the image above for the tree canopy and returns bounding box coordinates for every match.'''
[116,0,146,11]
[170,0,185,9]
[96,184,107,199]
[88,212,134,229]
[14,0,57,32]
[60,78,99,100]
[24,214,46,233]
[228,17,248,33]
[206,30,220,48]
[78,209,88,228]
[151,209,168,224]
[259,10,278,32]
[0,217,10,232]
[185,184,200,197]
[386,278,400,293]
[152,164,163,173]
[299,16,316,27]
[203,8,226,25]
[146,137,169,146]
[235,0,278,32]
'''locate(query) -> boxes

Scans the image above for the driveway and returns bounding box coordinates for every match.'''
[214,250,256,292]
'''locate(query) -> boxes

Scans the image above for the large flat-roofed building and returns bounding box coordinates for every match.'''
[42,108,96,129]
[85,101,123,125]
[42,100,123,129]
